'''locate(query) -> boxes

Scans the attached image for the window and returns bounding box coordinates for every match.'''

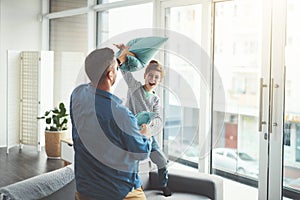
[97,3,153,45]
[50,14,88,107]
[284,122,291,146]
[97,3,153,108]
[50,0,87,13]
[163,4,203,165]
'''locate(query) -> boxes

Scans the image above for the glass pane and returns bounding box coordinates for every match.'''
[212,0,262,188]
[50,0,87,13]
[97,3,153,44]
[164,4,202,166]
[50,14,88,112]
[96,3,153,104]
[283,0,300,197]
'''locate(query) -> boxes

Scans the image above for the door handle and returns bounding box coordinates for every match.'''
[269,78,274,133]
[259,78,267,131]
[269,78,279,133]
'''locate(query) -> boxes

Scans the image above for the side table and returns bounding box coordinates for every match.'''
[60,138,74,166]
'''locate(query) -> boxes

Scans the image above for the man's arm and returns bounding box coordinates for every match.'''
[117,108,152,160]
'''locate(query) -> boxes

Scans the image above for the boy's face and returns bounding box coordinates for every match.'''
[144,70,161,91]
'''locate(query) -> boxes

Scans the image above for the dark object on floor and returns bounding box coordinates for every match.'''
[162,186,172,197]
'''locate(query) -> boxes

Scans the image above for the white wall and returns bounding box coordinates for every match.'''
[0,0,42,147]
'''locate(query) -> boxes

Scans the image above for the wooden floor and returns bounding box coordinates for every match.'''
[0,145,65,187]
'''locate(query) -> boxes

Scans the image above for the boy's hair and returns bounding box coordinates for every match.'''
[145,60,165,82]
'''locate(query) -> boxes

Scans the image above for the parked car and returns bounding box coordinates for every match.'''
[167,139,199,163]
[181,144,199,163]
[212,147,259,179]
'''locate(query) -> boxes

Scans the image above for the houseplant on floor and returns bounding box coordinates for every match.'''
[37,102,69,158]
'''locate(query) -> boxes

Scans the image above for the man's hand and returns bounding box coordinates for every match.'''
[113,44,136,65]
[113,43,126,50]
[140,124,151,139]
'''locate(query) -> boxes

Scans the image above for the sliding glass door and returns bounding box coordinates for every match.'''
[160,0,300,199]
[212,0,300,199]
[283,0,300,199]
[212,0,263,199]
[160,0,211,170]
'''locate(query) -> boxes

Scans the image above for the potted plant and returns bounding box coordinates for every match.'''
[37,102,69,158]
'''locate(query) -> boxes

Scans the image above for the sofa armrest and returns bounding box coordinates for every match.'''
[0,165,74,200]
[41,179,76,200]
[147,168,223,200]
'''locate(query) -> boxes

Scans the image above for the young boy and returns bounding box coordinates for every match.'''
[120,60,172,197]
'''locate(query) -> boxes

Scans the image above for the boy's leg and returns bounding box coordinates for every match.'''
[158,166,168,187]
[150,137,172,196]
[150,136,168,173]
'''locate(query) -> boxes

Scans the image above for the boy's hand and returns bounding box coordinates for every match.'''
[140,124,151,139]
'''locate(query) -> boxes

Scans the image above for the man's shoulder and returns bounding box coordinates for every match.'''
[71,83,89,94]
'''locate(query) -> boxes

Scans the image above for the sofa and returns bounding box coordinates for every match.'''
[0,163,223,200]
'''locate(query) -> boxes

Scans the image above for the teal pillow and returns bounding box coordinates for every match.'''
[116,36,168,72]
[135,111,157,128]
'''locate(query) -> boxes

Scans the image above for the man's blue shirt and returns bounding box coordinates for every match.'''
[70,83,151,200]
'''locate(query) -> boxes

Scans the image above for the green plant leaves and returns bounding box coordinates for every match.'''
[46,117,52,124]
[61,118,68,124]
[59,102,66,111]
[37,102,69,131]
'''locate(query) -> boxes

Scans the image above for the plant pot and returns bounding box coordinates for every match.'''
[45,130,67,159]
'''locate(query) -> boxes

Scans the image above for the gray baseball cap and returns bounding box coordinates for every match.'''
[85,47,115,85]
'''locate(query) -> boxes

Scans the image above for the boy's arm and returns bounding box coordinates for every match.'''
[149,98,163,136]
[115,44,141,89]
[121,70,141,89]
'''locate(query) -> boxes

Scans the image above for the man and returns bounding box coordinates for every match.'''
[70,47,152,200]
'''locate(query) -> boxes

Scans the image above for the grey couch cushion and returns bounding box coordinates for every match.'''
[145,190,211,200]
[144,169,223,200]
